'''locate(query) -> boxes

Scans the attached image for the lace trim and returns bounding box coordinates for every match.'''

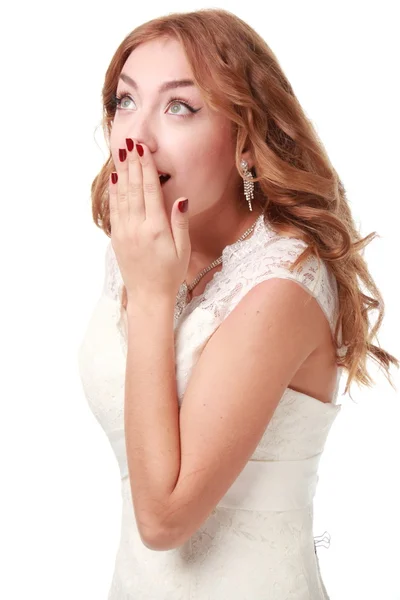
[178,216,347,357]
[103,240,123,302]
[103,216,348,358]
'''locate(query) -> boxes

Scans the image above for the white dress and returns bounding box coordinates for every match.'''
[78,213,346,599]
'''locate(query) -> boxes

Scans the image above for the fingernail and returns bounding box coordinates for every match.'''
[126,138,134,152]
[119,148,127,162]
[178,199,188,213]
[136,143,144,157]
[111,172,118,184]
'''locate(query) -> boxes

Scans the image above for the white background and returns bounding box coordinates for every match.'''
[1,1,399,598]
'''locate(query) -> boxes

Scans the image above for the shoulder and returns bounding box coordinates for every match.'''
[217,223,339,337]
[257,233,328,294]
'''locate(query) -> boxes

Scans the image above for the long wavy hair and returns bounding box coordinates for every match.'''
[90,8,398,396]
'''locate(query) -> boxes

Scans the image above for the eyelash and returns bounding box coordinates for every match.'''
[111,89,200,118]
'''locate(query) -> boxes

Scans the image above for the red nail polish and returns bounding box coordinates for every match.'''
[119,148,127,162]
[111,172,118,184]
[178,199,188,213]
[136,143,144,157]
[126,138,134,152]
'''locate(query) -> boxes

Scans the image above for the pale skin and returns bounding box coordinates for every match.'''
[109,36,338,552]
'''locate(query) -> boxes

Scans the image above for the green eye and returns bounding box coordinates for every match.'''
[111,90,201,119]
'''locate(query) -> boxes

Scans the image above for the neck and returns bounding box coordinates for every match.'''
[186,204,263,284]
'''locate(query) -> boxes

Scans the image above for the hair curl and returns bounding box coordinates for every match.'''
[90,8,398,397]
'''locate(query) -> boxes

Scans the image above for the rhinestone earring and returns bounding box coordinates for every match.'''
[240,159,254,212]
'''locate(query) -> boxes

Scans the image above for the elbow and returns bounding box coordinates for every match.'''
[138,512,188,551]
[137,497,191,550]
[140,526,184,551]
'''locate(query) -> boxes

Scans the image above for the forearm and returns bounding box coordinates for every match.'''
[124,297,181,537]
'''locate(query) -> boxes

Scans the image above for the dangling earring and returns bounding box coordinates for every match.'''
[240,159,254,212]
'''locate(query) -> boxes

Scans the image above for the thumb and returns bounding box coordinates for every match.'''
[171,197,190,259]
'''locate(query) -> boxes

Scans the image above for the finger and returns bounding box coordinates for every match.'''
[171,197,190,261]
[109,171,121,235]
[137,142,168,227]
[114,146,130,222]
[126,139,145,221]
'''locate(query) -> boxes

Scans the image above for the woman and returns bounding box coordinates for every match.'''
[78,8,398,599]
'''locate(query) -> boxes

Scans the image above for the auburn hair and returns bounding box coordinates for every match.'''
[90,8,398,396]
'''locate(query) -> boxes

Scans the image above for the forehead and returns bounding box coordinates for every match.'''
[122,37,193,83]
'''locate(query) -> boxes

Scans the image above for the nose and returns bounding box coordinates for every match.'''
[125,113,157,154]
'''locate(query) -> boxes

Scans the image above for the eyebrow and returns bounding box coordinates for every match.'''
[119,72,196,94]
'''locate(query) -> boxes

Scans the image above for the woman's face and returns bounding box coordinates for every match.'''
[110,36,242,219]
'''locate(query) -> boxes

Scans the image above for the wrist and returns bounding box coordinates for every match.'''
[126,294,175,320]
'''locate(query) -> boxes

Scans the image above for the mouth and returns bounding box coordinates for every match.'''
[158,173,171,186]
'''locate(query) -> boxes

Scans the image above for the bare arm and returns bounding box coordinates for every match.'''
[124,297,181,547]
[125,278,326,551]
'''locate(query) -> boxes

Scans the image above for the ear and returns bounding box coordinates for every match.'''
[241,148,255,171]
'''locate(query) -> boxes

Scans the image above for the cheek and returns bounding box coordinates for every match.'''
[110,124,125,164]
[196,127,234,166]
[181,142,221,175]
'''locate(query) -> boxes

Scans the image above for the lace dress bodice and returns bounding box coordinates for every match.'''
[78,213,345,599]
